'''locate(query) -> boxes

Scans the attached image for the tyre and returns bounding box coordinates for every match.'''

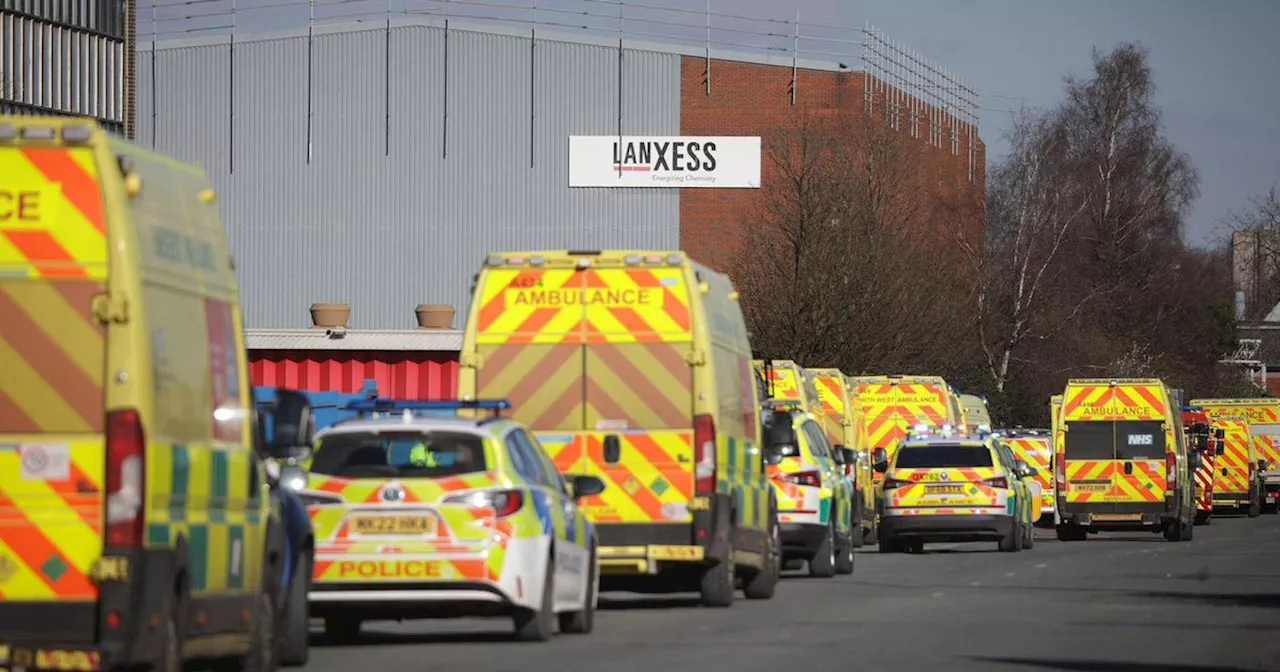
[323,616,361,645]
[851,503,866,549]
[808,523,836,578]
[835,526,855,575]
[1180,517,1194,541]
[1022,522,1035,550]
[699,544,735,607]
[877,535,900,554]
[1194,510,1212,525]
[1163,520,1180,542]
[279,551,311,667]
[743,513,780,600]
[1056,524,1087,542]
[514,557,556,641]
[998,528,1019,552]
[156,610,181,672]
[1248,489,1262,518]
[242,593,279,672]
[558,547,596,634]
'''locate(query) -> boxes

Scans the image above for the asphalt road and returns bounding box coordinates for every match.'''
[300,514,1280,672]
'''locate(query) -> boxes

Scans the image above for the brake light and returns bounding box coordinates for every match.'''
[882,477,911,490]
[1167,451,1177,489]
[782,470,822,488]
[843,464,855,478]
[981,476,1008,489]
[443,489,524,518]
[1054,453,1066,489]
[694,414,716,496]
[105,410,146,547]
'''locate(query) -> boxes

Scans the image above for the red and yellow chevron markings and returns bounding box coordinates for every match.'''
[1007,437,1054,511]
[1211,419,1252,497]
[1063,461,1116,503]
[1194,455,1215,513]
[1062,382,1167,422]
[0,146,107,602]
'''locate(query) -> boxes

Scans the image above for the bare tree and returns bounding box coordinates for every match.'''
[736,111,960,372]
[958,109,1089,392]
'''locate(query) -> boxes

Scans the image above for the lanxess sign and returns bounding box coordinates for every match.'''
[568,136,761,188]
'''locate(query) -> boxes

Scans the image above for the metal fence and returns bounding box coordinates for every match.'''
[136,0,981,137]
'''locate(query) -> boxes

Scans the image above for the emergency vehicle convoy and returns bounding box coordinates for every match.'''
[14,120,1280,662]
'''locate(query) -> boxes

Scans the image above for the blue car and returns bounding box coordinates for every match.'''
[255,389,318,667]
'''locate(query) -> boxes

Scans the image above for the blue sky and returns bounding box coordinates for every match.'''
[140,0,1280,246]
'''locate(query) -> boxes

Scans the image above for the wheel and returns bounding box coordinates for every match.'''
[1180,517,1194,541]
[1022,522,1035,550]
[808,523,836,578]
[699,543,736,607]
[878,535,901,554]
[1194,510,1211,525]
[1248,489,1262,518]
[998,524,1020,552]
[558,547,596,634]
[850,503,866,549]
[834,526,855,575]
[1056,524,1087,542]
[1163,520,1181,542]
[323,615,362,645]
[514,557,556,641]
[279,551,311,667]
[743,512,780,600]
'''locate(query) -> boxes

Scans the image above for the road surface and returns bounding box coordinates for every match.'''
[300,514,1280,672]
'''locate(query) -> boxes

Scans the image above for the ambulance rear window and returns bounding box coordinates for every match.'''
[896,444,993,468]
[311,431,487,479]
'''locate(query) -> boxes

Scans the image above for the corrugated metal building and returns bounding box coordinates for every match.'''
[1,0,135,136]
[136,19,681,331]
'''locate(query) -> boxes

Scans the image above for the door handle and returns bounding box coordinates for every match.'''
[1123,462,1134,475]
[1222,467,1230,476]
[603,435,622,464]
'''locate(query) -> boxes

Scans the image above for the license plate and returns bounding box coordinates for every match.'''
[1091,513,1143,521]
[350,514,436,535]
[926,485,964,495]
[1071,483,1109,493]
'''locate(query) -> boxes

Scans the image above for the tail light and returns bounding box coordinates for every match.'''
[1166,451,1177,490]
[1054,453,1066,490]
[781,470,822,488]
[882,477,911,490]
[444,489,524,518]
[105,410,146,548]
[694,414,716,496]
[981,476,1008,489]
[843,464,855,478]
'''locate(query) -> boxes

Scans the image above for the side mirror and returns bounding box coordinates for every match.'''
[1013,459,1030,478]
[278,464,309,492]
[1192,435,1209,453]
[1215,428,1226,440]
[839,447,858,465]
[764,446,789,466]
[571,475,606,499]
[872,447,888,473]
[267,390,314,457]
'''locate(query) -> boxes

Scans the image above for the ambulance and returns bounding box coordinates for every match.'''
[808,369,876,545]
[1055,379,1195,542]
[1189,399,1265,517]
[457,251,779,608]
[0,116,311,671]
[850,375,954,485]
[1002,429,1055,524]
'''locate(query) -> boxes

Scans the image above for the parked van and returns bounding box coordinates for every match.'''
[0,116,310,671]
[457,251,778,607]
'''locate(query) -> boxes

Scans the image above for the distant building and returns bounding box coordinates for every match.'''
[1,0,136,136]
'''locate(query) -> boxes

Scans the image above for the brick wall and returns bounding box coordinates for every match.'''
[679,56,986,275]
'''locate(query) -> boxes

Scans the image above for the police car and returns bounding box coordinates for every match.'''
[278,398,605,642]
[873,427,1038,553]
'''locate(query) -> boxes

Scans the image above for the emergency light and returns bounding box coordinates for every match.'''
[344,398,513,419]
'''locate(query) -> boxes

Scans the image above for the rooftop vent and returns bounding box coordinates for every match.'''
[310,302,351,329]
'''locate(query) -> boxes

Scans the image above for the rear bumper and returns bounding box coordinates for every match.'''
[0,548,178,670]
[1058,505,1167,530]
[880,512,1013,542]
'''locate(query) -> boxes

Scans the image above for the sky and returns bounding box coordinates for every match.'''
[139,0,1280,247]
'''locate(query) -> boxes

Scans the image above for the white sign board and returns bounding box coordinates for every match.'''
[568,136,761,188]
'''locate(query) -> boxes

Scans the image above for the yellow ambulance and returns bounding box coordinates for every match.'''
[457,250,778,607]
[0,117,310,671]
[808,369,876,545]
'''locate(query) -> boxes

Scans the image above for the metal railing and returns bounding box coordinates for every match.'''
[137,0,980,129]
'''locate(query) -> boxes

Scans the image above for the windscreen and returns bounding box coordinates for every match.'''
[311,431,487,479]
[895,444,993,468]
[1064,421,1165,460]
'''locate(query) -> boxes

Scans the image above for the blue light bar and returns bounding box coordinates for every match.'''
[344,398,512,413]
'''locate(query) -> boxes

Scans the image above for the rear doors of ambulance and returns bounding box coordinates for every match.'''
[1060,383,1169,516]
[1209,417,1252,508]
[471,253,697,538]
[0,131,108,615]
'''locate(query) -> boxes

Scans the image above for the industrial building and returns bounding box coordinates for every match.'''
[134,1,984,339]
[2,0,136,136]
